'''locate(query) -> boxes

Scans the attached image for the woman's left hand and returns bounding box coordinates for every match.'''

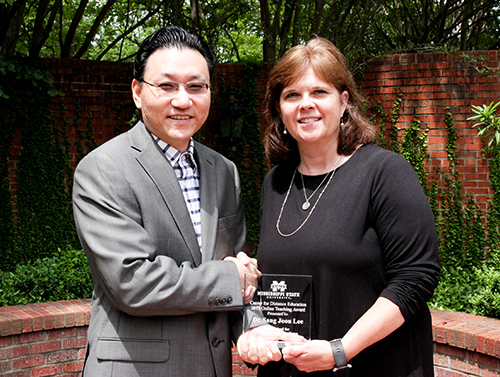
[282,340,334,373]
[237,325,306,365]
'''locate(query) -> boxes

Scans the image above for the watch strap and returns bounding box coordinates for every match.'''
[330,339,352,372]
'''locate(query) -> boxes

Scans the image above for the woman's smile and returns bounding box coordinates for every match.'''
[298,117,321,124]
[278,67,348,147]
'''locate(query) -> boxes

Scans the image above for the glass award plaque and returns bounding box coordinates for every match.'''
[244,274,312,339]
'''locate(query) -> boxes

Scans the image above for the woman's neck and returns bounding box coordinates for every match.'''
[297,143,362,175]
[296,137,340,175]
[298,150,342,176]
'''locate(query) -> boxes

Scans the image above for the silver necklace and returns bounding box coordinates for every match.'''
[300,171,331,210]
[300,154,342,210]
[276,157,341,237]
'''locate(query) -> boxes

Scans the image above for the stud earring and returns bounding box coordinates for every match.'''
[340,119,344,128]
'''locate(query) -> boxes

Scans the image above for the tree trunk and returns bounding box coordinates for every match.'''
[0,0,27,56]
[61,0,90,58]
[29,0,61,58]
[259,0,276,62]
[73,0,118,59]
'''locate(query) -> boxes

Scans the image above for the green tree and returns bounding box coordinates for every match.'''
[372,0,500,53]
[2,0,500,63]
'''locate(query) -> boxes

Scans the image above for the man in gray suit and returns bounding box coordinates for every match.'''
[73,26,265,376]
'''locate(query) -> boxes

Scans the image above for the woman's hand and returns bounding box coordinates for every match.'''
[237,325,306,365]
[282,340,334,373]
[282,297,405,373]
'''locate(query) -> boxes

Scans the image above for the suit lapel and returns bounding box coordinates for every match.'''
[195,143,219,263]
[130,122,202,266]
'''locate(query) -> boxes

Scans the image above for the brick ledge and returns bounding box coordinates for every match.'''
[0,299,91,337]
[430,308,500,357]
[1,301,499,357]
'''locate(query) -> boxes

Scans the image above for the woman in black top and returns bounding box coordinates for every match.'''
[239,37,440,376]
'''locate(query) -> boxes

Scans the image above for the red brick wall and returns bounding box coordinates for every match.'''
[0,300,91,376]
[7,52,500,215]
[0,301,499,376]
[359,51,500,209]
[432,309,500,376]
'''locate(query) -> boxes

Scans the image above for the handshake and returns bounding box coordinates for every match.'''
[224,252,309,367]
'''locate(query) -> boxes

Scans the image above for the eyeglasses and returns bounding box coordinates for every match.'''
[142,79,210,97]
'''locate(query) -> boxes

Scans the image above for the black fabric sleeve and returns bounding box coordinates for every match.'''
[370,152,440,320]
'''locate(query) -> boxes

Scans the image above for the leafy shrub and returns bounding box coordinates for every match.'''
[0,247,93,306]
[429,265,478,314]
[430,263,500,319]
[470,266,500,318]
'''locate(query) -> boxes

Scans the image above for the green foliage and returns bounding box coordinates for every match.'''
[399,118,429,188]
[218,64,267,256]
[0,248,93,306]
[374,98,499,318]
[468,102,500,257]
[0,57,16,266]
[469,101,500,155]
[239,65,268,256]
[215,18,264,64]
[470,266,500,318]
[3,0,500,64]
[431,264,500,319]
[435,109,488,269]
[372,96,402,153]
[461,53,500,78]
[0,56,79,270]
[429,265,478,314]
[486,155,500,255]
[439,112,467,268]
[0,174,14,266]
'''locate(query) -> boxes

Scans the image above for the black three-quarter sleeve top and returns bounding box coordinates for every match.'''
[257,144,441,377]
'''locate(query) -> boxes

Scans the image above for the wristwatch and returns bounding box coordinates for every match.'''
[330,339,352,372]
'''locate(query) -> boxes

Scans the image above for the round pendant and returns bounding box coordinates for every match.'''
[302,201,310,211]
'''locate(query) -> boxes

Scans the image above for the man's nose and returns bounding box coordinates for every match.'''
[171,86,192,108]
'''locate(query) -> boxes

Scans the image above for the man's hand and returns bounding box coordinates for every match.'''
[225,252,261,304]
[237,325,306,365]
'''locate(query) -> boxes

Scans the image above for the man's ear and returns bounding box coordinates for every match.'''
[131,79,142,109]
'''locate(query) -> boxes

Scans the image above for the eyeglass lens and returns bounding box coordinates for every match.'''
[153,81,209,96]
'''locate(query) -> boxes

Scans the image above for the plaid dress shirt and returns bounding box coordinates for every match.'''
[155,137,202,252]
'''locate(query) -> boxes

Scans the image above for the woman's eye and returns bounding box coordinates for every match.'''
[313,90,328,96]
[284,92,299,99]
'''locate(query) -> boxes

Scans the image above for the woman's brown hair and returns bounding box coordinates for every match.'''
[264,37,377,166]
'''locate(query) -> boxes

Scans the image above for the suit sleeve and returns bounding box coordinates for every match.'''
[229,159,249,254]
[73,149,244,317]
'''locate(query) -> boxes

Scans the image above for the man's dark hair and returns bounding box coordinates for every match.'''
[133,26,216,81]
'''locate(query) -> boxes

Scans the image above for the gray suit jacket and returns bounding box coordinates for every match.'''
[73,122,249,377]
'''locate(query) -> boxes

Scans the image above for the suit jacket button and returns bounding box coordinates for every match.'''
[221,297,227,305]
[227,296,233,304]
[211,338,222,347]
[208,298,215,306]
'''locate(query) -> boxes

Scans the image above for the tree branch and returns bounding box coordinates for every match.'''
[61,0,90,58]
[73,0,118,59]
[95,5,160,60]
